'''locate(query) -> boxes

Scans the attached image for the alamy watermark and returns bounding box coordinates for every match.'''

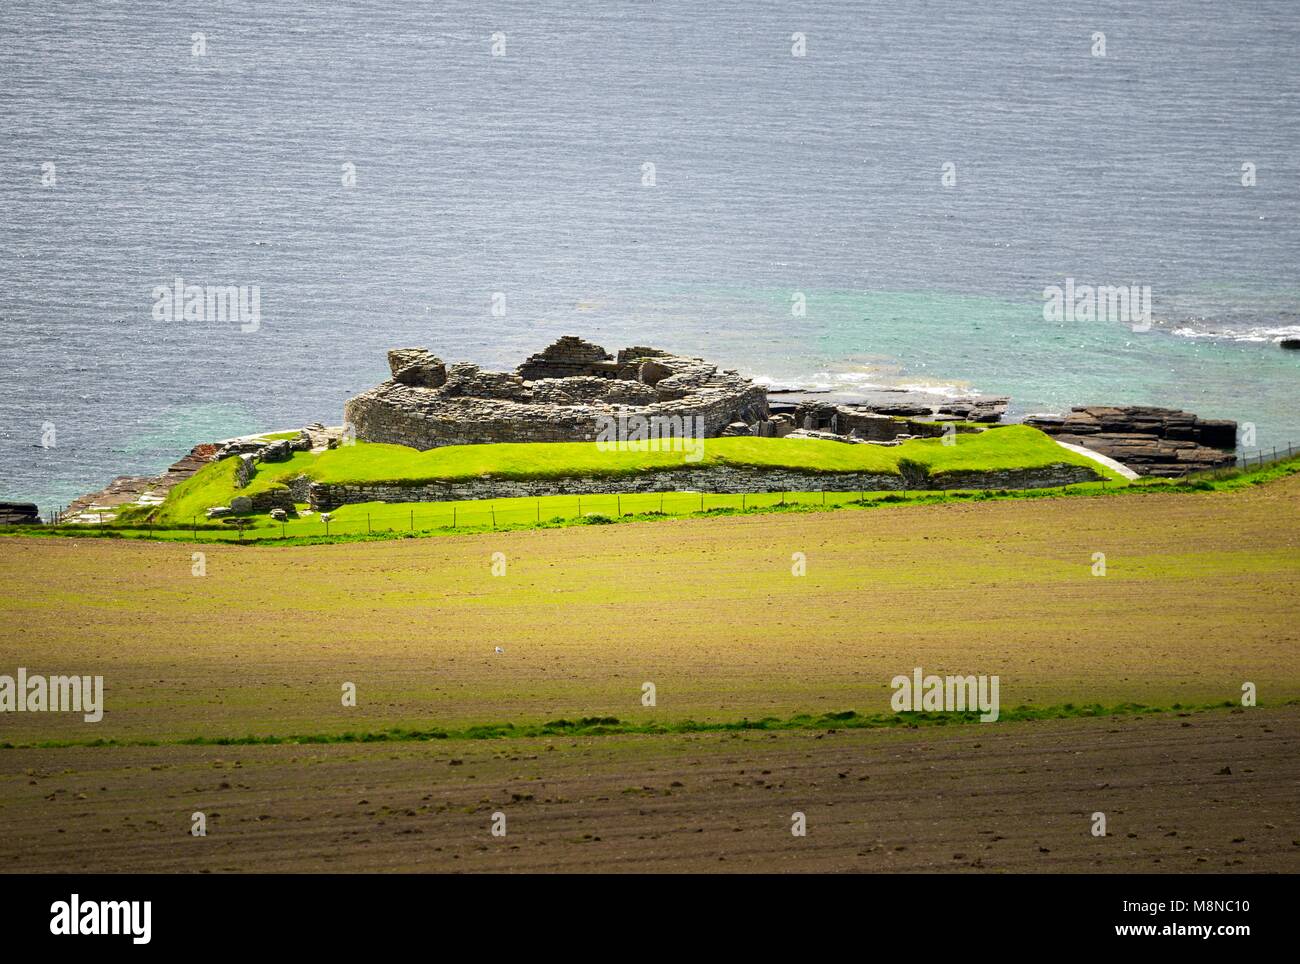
[1043,278,1151,331]
[890,667,999,722]
[0,668,103,722]
[50,895,150,944]
[151,277,261,332]
[595,414,705,463]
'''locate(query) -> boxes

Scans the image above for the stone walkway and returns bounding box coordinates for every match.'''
[1053,439,1141,480]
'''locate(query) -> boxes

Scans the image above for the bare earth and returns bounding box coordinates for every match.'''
[2,708,1295,872]
[0,476,1297,872]
[1,478,1297,744]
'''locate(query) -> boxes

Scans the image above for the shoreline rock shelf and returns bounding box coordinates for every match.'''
[55,442,221,524]
[1024,406,1237,477]
[0,502,41,525]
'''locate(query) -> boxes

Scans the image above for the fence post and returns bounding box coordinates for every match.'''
[367,513,371,534]
[452,505,456,528]
[491,505,497,529]
[410,510,413,531]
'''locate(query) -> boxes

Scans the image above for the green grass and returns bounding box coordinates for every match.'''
[41,488,1107,545]
[2,699,1280,750]
[121,425,1112,527]
[306,425,1107,481]
[14,453,1299,546]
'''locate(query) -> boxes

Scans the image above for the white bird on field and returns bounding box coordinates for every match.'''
[494,646,504,655]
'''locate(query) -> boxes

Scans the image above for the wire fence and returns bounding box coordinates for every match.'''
[1236,442,1297,470]
[32,487,1010,542]
[215,489,871,540]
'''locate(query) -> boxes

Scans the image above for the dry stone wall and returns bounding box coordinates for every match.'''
[916,464,1098,490]
[307,462,1098,510]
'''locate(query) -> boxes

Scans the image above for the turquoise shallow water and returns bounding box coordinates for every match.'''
[1,0,1298,510]
[517,287,1300,450]
[724,288,1300,436]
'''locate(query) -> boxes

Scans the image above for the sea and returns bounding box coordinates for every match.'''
[2,0,1298,512]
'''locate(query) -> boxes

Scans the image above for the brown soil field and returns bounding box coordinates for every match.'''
[1,476,1296,872]
[1,477,1297,744]
[1,708,1295,872]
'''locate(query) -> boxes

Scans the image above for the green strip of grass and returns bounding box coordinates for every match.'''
[3,700,1281,750]
[4,487,1095,545]
[10,454,1297,547]
[312,425,1117,482]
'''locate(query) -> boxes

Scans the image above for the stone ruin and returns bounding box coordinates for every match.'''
[38,337,1249,527]
[205,423,347,519]
[344,336,771,449]
[782,396,1009,446]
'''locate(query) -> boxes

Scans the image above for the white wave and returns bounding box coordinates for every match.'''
[1170,324,1300,344]
[892,381,975,396]
[754,367,978,396]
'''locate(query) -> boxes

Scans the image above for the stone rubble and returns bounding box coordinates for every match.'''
[789,398,1006,442]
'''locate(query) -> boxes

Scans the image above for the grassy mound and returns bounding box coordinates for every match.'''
[133,425,1111,525]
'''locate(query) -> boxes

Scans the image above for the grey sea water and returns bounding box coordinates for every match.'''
[1,0,1298,512]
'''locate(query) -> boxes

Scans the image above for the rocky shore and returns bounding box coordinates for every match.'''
[0,502,41,525]
[1024,406,1238,477]
[56,443,219,524]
